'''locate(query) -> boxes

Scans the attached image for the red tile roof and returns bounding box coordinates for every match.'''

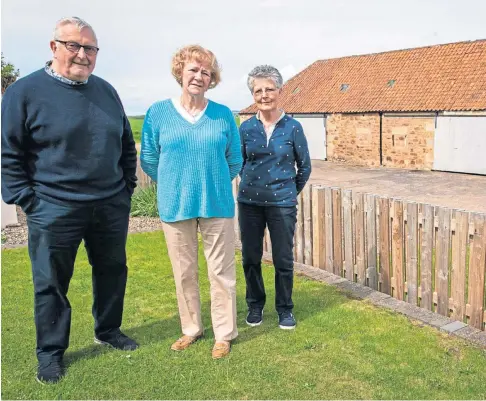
[240,40,486,114]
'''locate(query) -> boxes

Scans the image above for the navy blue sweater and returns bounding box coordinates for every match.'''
[1,69,137,211]
[238,114,311,207]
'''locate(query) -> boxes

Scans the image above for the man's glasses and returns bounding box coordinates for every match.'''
[55,40,99,56]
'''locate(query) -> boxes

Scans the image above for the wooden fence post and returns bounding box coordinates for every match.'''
[466,214,486,330]
[391,200,404,300]
[354,193,366,284]
[303,185,313,266]
[436,207,451,316]
[365,194,378,289]
[379,197,391,294]
[450,210,469,322]
[343,190,354,281]
[312,186,326,269]
[324,187,334,273]
[406,202,418,305]
[332,188,343,276]
[419,204,434,310]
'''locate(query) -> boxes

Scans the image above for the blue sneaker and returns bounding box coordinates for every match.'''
[246,308,263,327]
[278,311,296,329]
[94,330,139,351]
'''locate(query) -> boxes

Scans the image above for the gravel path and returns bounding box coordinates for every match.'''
[1,207,163,248]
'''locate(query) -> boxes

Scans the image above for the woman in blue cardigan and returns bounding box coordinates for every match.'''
[141,45,242,359]
[238,65,311,330]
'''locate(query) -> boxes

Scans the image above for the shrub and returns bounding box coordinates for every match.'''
[130,184,158,217]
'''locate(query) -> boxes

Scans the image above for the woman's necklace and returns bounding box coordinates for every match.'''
[180,98,208,117]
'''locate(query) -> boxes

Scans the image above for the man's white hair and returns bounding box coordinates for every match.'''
[53,16,97,42]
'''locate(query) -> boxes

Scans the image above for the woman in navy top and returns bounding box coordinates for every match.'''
[238,65,311,330]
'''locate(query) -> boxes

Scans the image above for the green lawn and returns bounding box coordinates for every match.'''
[2,231,486,399]
[128,117,143,144]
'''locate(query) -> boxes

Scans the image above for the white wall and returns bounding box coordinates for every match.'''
[291,114,327,160]
[434,116,486,175]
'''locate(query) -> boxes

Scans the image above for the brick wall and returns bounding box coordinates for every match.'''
[326,113,381,166]
[382,116,435,169]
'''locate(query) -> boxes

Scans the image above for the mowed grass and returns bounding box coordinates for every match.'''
[128,117,144,143]
[2,231,486,399]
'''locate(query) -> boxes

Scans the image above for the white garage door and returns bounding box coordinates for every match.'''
[292,114,327,160]
[434,116,486,175]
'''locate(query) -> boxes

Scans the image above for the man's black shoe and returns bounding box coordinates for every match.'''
[36,360,64,384]
[278,311,296,329]
[246,308,263,327]
[94,331,139,351]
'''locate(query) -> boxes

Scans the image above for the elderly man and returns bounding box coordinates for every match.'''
[1,17,138,384]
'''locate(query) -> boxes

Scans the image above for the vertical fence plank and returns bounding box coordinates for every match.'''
[365,194,378,289]
[312,186,326,269]
[406,202,418,305]
[295,191,305,263]
[135,155,153,189]
[450,210,469,322]
[392,200,404,300]
[436,207,451,316]
[378,197,391,294]
[303,185,313,266]
[467,214,486,330]
[332,188,343,276]
[324,187,334,273]
[354,193,366,284]
[343,190,354,281]
[264,228,271,253]
[419,204,434,310]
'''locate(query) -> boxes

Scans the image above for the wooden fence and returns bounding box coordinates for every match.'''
[135,158,153,189]
[232,179,486,331]
[136,161,486,331]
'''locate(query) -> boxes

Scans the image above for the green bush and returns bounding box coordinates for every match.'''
[130,184,158,217]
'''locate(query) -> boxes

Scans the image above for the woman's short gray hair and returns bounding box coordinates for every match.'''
[247,65,283,93]
[53,17,97,42]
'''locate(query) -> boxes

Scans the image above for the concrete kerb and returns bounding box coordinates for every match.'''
[234,243,486,349]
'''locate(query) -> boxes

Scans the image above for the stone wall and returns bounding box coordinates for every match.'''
[382,116,435,169]
[326,113,381,166]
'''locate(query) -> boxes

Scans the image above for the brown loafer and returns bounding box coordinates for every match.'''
[212,341,231,359]
[170,334,202,351]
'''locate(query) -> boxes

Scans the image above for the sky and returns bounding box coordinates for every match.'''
[1,0,486,115]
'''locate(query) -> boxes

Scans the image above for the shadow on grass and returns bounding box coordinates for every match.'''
[64,316,181,367]
[233,273,350,345]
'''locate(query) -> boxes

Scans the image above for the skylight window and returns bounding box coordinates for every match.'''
[340,84,350,92]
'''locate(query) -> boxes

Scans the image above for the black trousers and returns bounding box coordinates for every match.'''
[26,189,131,362]
[238,202,297,313]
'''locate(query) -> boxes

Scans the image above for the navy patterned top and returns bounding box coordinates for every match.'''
[238,114,311,207]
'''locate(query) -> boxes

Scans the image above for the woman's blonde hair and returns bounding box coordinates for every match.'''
[171,45,221,89]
